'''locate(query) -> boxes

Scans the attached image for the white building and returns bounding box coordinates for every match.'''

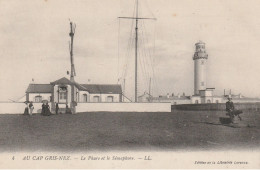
[148,41,260,104]
[191,41,222,103]
[193,41,208,95]
[150,94,191,105]
[26,77,122,109]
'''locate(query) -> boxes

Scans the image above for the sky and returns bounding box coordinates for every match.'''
[0,0,260,101]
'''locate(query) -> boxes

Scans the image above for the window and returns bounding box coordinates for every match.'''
[83,94,88,102]
[59,86,67,101]
[201,82,204,86]
[174,102,177,105]
[207,99,211,103]
[93,96,100,102]
[34,95,42,102]
[195,100,199,104]
[107,96,114,102]
[59,92,67,100]
[216,100,219,103]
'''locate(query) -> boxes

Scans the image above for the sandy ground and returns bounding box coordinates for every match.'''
[0,110,259,152]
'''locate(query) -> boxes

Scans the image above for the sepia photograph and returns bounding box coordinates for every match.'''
[0,0,259,169]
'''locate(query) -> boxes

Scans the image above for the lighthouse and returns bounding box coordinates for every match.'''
[193,41,208,95]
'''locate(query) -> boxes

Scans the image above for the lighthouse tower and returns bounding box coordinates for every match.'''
[193,41,208,95]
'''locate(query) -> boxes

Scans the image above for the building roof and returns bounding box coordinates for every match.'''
[50,77,88,91]
[50,77,75,85]
[222,94,260,101]
[26,84,52,93]
[138,92,153,98]
[228,97,260,101]
[151,96,190,100]
[26,77,122,94]
[81,84,122,94]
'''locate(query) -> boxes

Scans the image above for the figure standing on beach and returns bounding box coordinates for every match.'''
[24,101,29,115]
[66,104,72,114]
[41,102,45,115]
[29,101,34,115]
[55,103,59,114]
[45,102,51,116]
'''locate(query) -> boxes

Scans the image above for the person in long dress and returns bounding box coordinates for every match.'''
[29,101,34,115]
[55,103,59,115]
[41,102,45,115]
[45,102,51,116]
[66,104,72,114]
[23,101,29,115]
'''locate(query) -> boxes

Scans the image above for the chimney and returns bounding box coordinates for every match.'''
[183,92,185,96]
[172,93,174,97]
[167,93,169,98]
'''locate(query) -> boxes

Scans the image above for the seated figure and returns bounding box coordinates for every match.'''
[226,97,242,122]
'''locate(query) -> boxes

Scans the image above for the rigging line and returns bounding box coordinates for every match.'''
[138,43,147,93]
[92,18,117,37]
[143,23,154,82]
[139,30,150,90]
[144,0,156,18]
[123,33,135,81]
[140,19,153,70]
[15,94,26,102]
[120,22,130,79]
[124,37,134,80]
[121,1,137,80]
[121,19,134,81]
[140,20,152,86]
[137,31,147,91]
[117,18,121,83]
[122,36,134,99]
[146,42,158,95]
[142,19,159,94]
[142,27,151,92]
[139,37,150,92]
[117,1,124,83]
[142,19,154,71]
[137,57,143,95]
[138,0,142,18]
[123,25,135,78]
[138,46,148,95]
[152,17,156,67]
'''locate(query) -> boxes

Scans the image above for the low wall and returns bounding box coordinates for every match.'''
[0,102,171,114]
[76,102,171,112]
[171,103,260,111]
[0,102,43,114]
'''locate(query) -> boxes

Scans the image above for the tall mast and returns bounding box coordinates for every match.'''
[119,0,156,102]
[69,21,76,81]
[134,0,138,102]
[69,21,76,114]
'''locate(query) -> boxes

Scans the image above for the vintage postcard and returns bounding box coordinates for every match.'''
[0,0,259,169]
